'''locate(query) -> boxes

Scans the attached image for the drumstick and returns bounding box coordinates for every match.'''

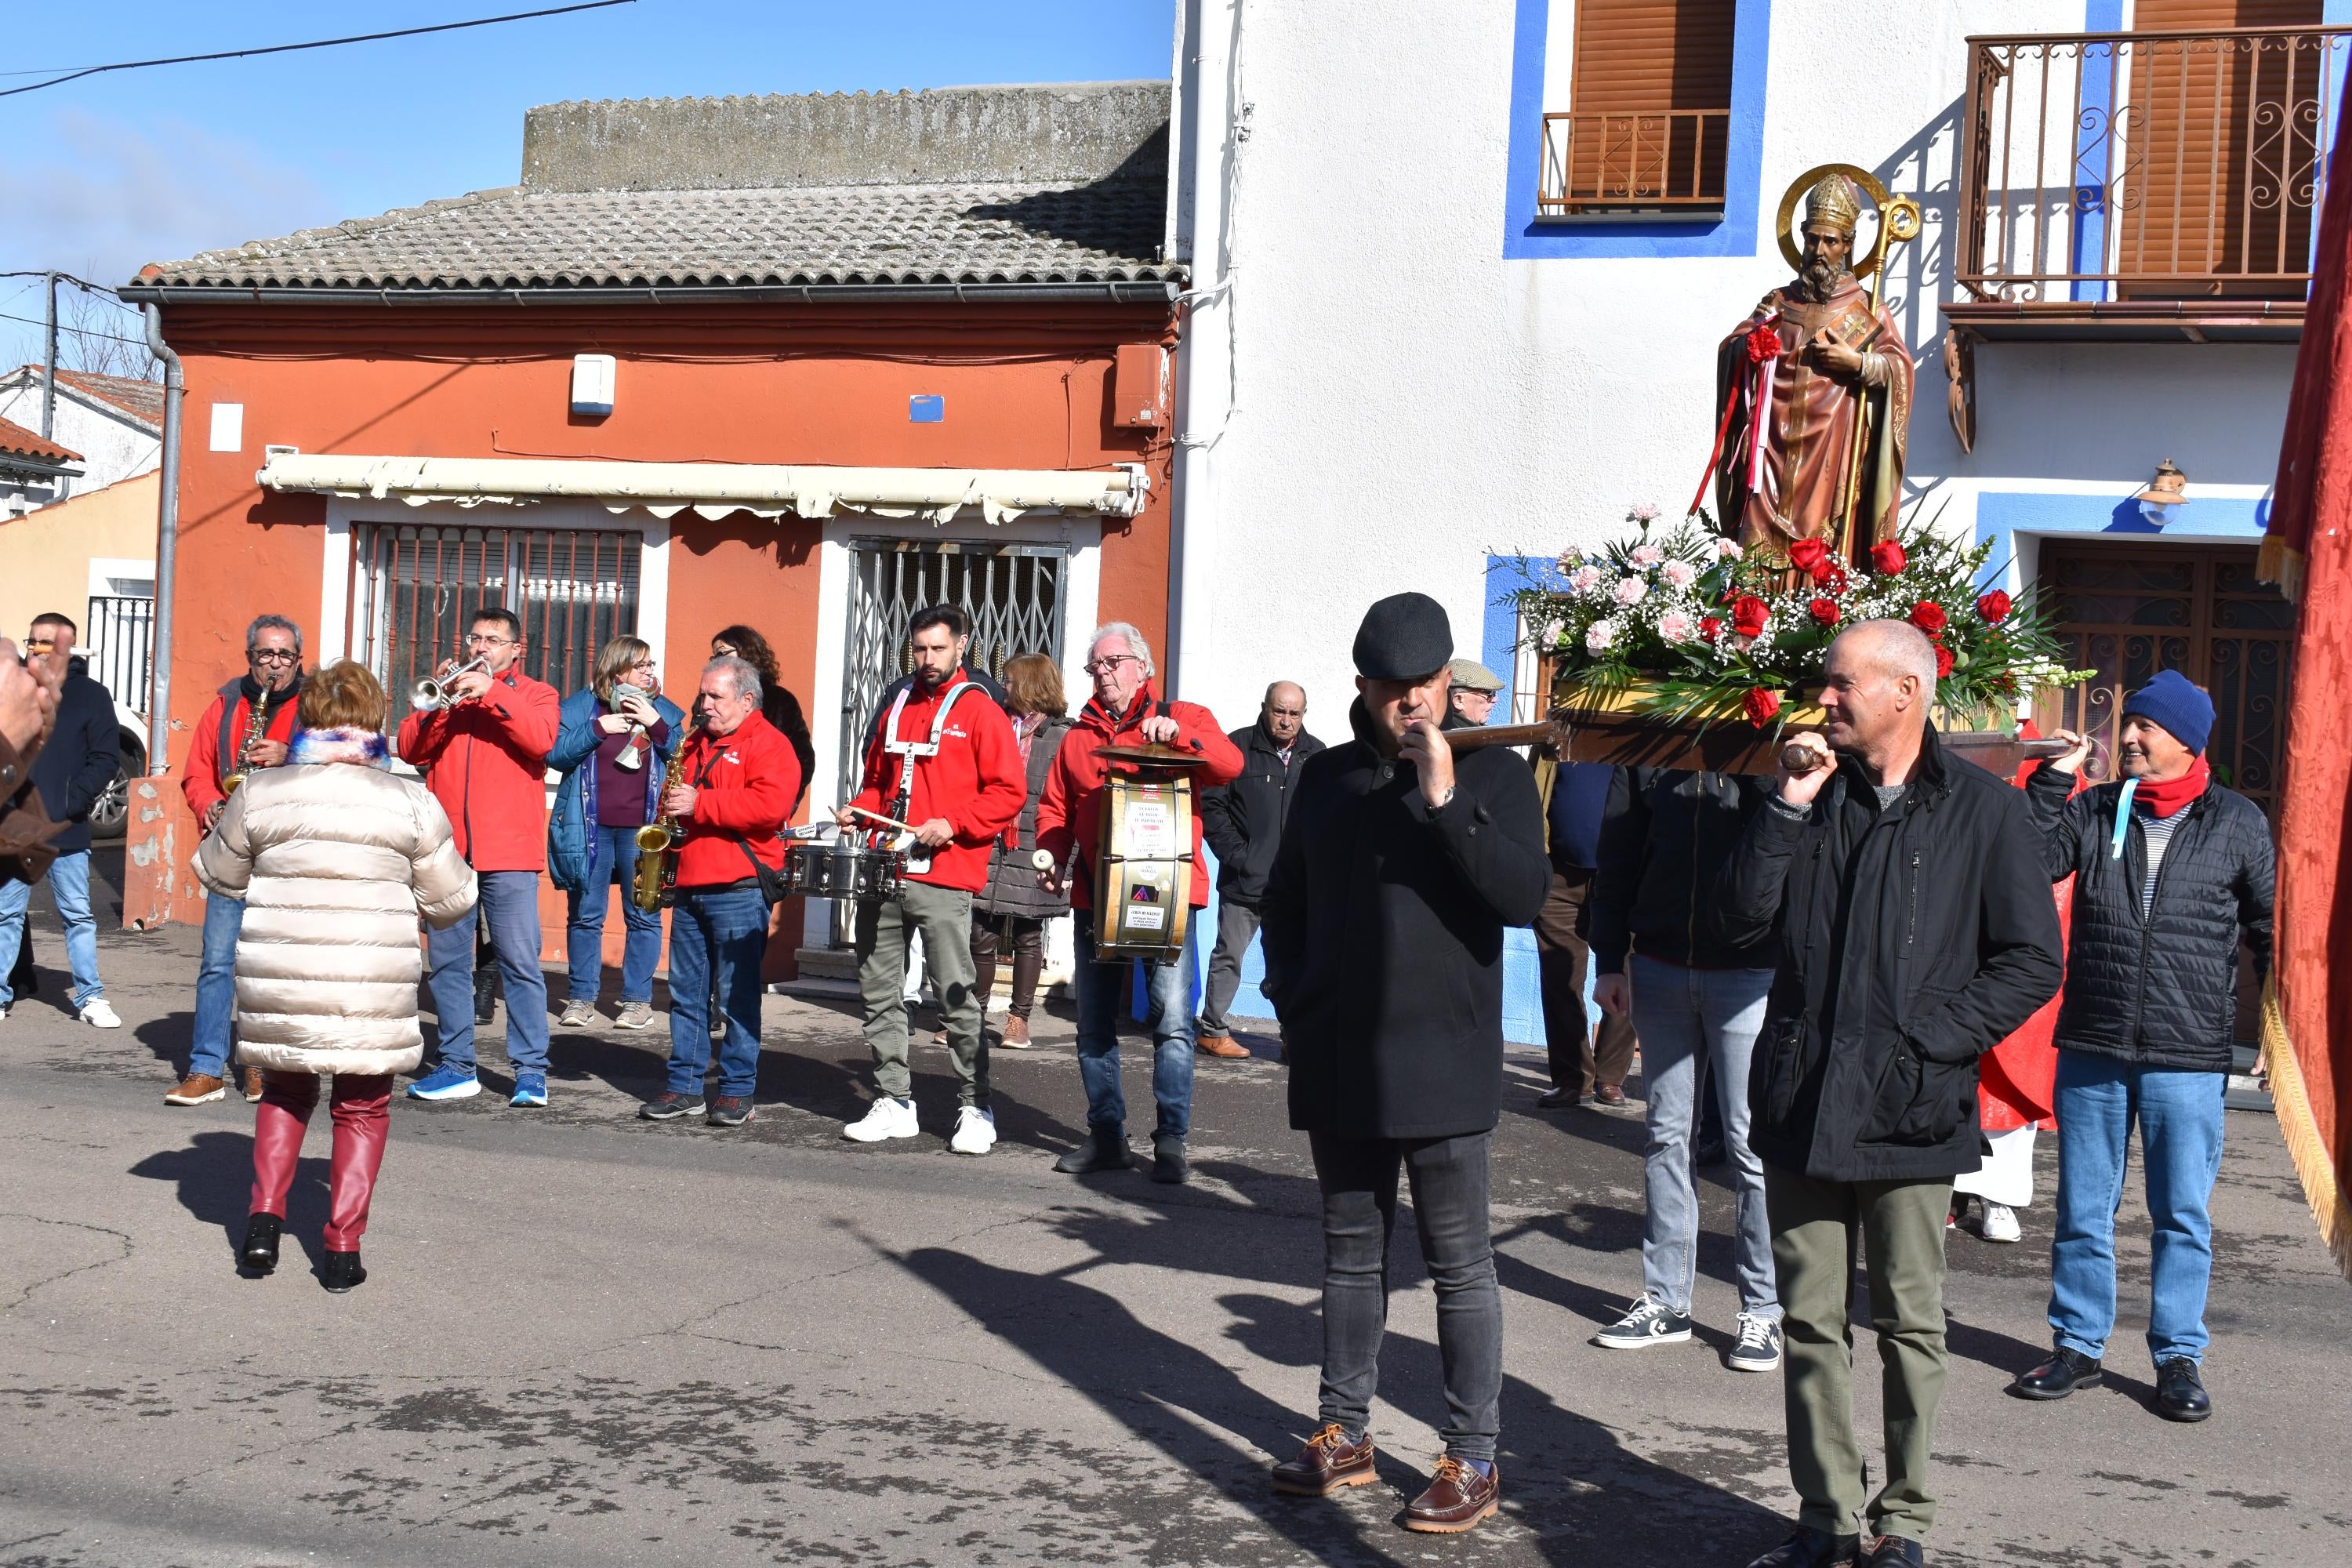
[844,804,920,834]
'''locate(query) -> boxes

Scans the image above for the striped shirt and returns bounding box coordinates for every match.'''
[2136,804,2187,915]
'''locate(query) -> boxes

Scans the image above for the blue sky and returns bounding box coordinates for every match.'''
[0,0,1174,368]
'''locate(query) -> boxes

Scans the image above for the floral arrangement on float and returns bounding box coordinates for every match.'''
[1510,503,2090,764]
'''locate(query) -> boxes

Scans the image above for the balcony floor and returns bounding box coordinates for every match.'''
[1944,296,2306,344]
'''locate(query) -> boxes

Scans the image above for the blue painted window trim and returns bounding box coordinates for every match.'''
[1503,0,1773,260]
[1973,490,2271,593]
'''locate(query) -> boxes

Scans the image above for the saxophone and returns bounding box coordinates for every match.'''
[220,685,276,795]
[631,718,697,913]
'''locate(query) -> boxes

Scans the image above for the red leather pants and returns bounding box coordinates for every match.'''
[249,1071,392,1250]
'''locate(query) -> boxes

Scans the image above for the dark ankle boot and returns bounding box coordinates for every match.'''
[1053,1127,1132,1174]
[320,1250,367,1294]
[239,1213,281,1274]
[1150,1132,1189,1185]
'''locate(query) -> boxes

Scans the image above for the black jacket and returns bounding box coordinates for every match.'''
[2025,768,2274,1073]
[1264,701,1549,1140]
[29,658,119,858]
[1199,720,1327,906]
[1591,768,1782,975]
[1715,727,2063,1181]
[975,714,1076,920]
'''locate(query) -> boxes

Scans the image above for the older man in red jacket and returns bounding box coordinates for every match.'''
[838,605,1026,1155]
[397,607,562,1108]
[1036,620,1242,1183]
[636,655,800,1130]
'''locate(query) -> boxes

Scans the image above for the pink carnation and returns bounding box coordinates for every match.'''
[1716,538,1744,560]
[1662,559,1698,590]
[1568,564,1603,593]
[1657,610,1695,642]
[1629,544,1665,568]
[1613,576,1650,606]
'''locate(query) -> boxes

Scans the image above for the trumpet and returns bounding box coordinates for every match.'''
[410,655,489,711]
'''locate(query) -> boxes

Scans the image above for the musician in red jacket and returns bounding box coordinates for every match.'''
[1036,621,1243,1183]
[395,607,562,1108]
[170,614,306,1107]
[637,655,799,1129]
[837,605,1026,1155]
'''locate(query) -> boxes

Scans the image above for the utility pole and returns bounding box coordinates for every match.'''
[40,270,58,441]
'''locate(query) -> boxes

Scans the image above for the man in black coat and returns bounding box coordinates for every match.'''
[2009,671,2272,1425]
[1195,679,1321,1055]
[1715,620,2062,1568]
[0,615,122,1028]
[1261,593,1548,1536]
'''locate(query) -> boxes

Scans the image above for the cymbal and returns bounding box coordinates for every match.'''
[1096,742,1217,768]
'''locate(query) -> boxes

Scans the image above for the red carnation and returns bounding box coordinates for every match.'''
[1743,687,1781,725]
[1909,601,1948,635]
[1809,597,1840,626]
[1870,539,1907,575]
[1976,589,2013,623]
[1744,321,1784,364]
[1699,615,1724,641]
[1934,643,1955,678]
[1789,538,1830,575]
[1730,593,1770,637]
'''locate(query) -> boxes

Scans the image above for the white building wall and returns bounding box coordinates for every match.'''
[0,379,162,510]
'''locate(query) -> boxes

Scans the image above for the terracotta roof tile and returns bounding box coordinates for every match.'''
[0,415,82,467]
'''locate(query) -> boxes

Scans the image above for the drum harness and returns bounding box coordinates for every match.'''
[880,678,985,877]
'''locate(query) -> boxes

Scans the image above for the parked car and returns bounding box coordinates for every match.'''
[89,697,146,841]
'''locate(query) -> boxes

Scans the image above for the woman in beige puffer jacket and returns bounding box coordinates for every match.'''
[194,659,475,1292]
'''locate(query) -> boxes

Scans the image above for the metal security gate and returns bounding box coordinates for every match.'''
[85,593,154,713]
[838,539,1067,804]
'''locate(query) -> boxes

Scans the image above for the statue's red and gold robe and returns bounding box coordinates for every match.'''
[1715,276,1911,561]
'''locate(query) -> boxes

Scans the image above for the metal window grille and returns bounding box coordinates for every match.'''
[84,593,154,715]
[350,523,641,738]
[839,539,1066,801]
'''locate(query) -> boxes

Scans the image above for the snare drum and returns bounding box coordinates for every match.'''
[780,834,904,901]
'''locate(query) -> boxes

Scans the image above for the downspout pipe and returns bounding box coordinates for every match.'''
[142,305,181,776]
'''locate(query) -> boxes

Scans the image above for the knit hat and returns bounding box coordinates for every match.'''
[1352,593,1453,681]
[2121,670,2214,754]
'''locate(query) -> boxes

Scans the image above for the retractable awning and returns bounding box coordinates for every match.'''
[256,452,1148,525]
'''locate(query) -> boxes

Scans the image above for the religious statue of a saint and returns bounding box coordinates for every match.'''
[1714,174,1912,562]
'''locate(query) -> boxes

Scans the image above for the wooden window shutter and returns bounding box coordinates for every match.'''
[1560,0,1736,208]
[2119,0,2325,299]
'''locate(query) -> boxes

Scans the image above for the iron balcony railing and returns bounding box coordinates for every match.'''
[1537,109,1730,215]
[1956,24,2350,305]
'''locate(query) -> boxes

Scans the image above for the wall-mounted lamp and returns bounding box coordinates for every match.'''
[2133,457,2188,527]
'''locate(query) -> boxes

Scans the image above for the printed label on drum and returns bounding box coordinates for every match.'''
[1126,796,1178,859]
[1125,906,1167,931]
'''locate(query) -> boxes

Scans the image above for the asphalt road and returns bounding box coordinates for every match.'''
[1,887,2347,1567]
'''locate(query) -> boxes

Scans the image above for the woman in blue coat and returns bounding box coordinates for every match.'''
[548,636,684,1030]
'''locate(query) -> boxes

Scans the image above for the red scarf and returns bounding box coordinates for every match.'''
[2135,753,2211,818]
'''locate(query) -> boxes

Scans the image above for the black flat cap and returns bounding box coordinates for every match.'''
[1352,592,1453,680]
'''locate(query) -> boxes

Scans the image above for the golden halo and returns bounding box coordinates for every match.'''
[1775,162,1918,280]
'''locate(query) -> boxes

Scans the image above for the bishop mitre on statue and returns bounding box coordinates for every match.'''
[1715,174,1912,561]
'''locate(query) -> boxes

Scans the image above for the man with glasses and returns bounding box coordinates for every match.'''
[1196,681,1321,1058]
[397,607,561,1107]
[1,615,124,1033]
[169,614,307,1105]
[1035,622,1243,1181]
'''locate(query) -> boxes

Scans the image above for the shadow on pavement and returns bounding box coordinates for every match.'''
[126,1128,332,1276]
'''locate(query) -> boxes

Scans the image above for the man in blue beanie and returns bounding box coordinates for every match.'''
[2011,670,2274,1424]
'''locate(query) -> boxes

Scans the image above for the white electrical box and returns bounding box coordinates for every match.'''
[571,354,616,416]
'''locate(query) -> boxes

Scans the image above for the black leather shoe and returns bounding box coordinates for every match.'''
[1151,1133,1189,1185]
[2155,1357,2212,1422]
[1053,1128,1132,1174]
[2011,1346,2103,1399]
[1862,1536,1923,1568]
[1744,1526,1860,1568]
[239,1213,281,1274]
[320,1250,367,1294]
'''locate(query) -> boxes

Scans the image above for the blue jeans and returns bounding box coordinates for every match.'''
[1072,916,1196,1138]
[664,885,768,1097]
[566,825,662,1004]
[1630,955,1780,1319]
[0,850,104,1010]
[189,891,245,1076]
[2048,1051,2227,1366]
[424,869,550,1073]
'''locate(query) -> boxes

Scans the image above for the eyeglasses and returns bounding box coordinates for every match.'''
[630,659,657,672]
[467,633,515,647]
[248,648,298,664]
[710,643,736,657]
[1083,654,1142,676]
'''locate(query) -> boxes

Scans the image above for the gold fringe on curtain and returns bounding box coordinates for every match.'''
[2260,978,2352,1282]
[2256,533,2306,604]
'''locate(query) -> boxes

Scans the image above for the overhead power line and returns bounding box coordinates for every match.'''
[0,2,635,100]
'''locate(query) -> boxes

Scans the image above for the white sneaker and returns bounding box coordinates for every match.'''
[842,1096,920,1143]
[1977,1202,2023,1243]
[78,999,122,1029]
[949,1105,997,1156]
